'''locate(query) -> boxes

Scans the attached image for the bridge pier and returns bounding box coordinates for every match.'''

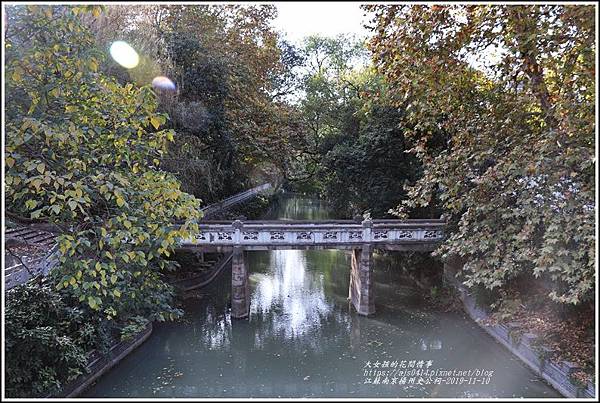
[349,244,375,316]
[231,246,250,319]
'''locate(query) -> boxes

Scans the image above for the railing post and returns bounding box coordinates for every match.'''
[362,218,373,242]
[233,219,243,245]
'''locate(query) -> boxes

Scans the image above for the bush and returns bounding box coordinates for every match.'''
[5,279,110,397]
[119,316,150,341]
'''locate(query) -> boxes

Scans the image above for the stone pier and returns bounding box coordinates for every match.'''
[231,246,250,319]
[349,244,375,316]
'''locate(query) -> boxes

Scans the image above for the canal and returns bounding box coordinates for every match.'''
[83,196,560,398]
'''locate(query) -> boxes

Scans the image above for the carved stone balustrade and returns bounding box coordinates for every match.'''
[181,219,446,252]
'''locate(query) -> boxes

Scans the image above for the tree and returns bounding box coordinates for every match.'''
[145,5,296,200]
[285,35,370,193]
[5,5,202,323]
[78,5,300,202]
[366,4,595,304]
[285,35,426,217]
[321,94,423,218]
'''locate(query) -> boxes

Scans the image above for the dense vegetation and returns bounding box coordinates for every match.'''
[365,4,595,306]
[3,3,595,397]
[5,280,111,397]
[284,35,436,218]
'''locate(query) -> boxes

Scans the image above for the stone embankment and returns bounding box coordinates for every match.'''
[444,257,596,398]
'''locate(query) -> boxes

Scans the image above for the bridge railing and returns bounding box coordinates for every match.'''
[181,219,446,248]
[200,183,272,219]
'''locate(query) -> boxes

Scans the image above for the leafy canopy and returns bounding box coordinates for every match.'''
[5,5,203,321]
[366,4,595,304]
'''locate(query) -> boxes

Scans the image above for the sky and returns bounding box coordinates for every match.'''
[271,2,502,77]
[273,2,372,44]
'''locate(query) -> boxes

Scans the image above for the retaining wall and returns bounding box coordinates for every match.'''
[52,323,153,398]
[444,257,596,399]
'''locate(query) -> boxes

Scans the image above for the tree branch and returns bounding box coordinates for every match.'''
[5,211,69,234]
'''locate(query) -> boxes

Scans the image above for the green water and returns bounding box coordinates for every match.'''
[83,196,560,398]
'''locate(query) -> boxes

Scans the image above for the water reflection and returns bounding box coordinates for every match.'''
[419,337,443,351]
[251,250,334,340]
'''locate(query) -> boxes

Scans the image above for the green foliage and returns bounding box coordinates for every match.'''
[119,315,149,341]
[287,35,430,219]
[4,280,111,397]
[367,4,595,304]
[5,5,202,322]
[320,101,424,217]
[286,35,369,192]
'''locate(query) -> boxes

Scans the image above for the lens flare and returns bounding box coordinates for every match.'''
[152,76,176,91]
[109,41,139,69]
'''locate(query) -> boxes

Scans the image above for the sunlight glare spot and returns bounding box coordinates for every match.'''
[152,76,176,91]
[109,41,139,69]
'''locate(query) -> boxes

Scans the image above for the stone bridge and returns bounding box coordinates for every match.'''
[179,218,446,319]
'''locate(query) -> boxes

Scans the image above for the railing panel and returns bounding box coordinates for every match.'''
[200,183,272,219]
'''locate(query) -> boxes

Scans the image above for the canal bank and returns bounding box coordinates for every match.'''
[443,257,596,398]
[52,323,154,398]
[81,196,561,398]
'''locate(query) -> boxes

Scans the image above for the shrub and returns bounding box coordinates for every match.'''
[5,279,111,397]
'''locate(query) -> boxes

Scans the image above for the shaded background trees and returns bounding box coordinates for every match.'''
[82,4,302,203]
[284,35,435,219]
